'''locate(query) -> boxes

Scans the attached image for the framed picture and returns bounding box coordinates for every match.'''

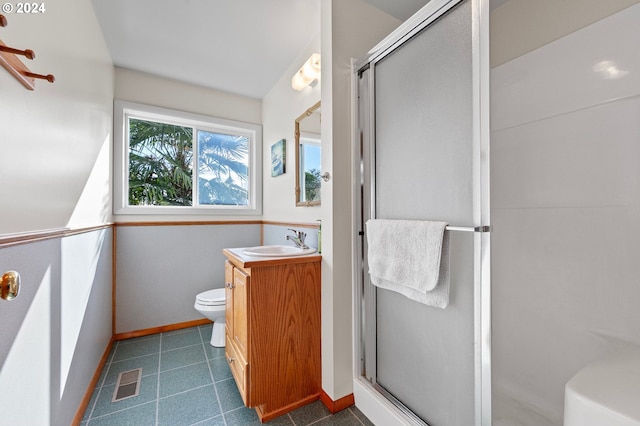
[271,139,286,177]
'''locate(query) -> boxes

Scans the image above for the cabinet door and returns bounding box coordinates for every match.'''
[233,267,249,359]
[224,261,234,337]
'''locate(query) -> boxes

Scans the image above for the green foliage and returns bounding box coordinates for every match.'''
[304,169,321,201]
[127,118,250,207]
[128,119,193,206]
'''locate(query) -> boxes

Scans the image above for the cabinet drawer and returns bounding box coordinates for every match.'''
[225,334,249,405]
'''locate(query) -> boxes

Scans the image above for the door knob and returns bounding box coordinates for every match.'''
[1,271,20,301]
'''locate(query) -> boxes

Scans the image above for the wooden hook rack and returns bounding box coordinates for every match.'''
[0,14,55,90]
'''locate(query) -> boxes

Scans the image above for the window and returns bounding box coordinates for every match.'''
[114,101,262,215]
[299,135,321,203]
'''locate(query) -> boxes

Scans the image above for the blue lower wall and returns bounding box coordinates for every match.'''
[0,228,113,425]
[115,223,261,334]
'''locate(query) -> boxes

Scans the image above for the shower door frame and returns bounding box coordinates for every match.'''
[351,0,491,424]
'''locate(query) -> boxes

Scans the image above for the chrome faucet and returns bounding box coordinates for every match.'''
[286,228,308,249]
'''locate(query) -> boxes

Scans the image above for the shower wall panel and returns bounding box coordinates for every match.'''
[491,3,640,423]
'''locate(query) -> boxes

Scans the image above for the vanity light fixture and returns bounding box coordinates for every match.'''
[292,53,320,91]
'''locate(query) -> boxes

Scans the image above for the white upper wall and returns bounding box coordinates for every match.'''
[262,35,321,222]
[114,67,262,125]
[320,0,401,401]
[0,0,114,235]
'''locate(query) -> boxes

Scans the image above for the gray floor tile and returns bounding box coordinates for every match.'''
[312,408,363,426]
[88,401,157,426]
[160,344,206,371]
[159,362,212,398]
[162,327,196,337]
[82,386,99,422]
[215,377,244,412]
[158,385,221,426]
[203,342,225,360]
[95,364,110,390]
[224,407,264,425]
[112,337,161,362]
[162,329,202,351]
[209,356,233,382]
[288,400,332,425]
[192,415,226,426]
[83,325,367,426]
[198,323,213,338]
[120,334,159,344]
[349,406,375,426]
[106,345,116,361]
[263,412,295,425]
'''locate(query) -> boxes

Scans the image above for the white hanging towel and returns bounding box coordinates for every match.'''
[366,219,450,308]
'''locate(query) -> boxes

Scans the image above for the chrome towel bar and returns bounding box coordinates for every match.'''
[359,225,491,236]
[445,225,491,233]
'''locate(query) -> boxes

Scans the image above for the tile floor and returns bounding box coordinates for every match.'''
[81,324,374,426]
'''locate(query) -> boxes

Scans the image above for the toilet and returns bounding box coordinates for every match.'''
[564,349,640,426]
[194,288,226,347]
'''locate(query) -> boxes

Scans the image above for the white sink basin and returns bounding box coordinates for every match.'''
[242,245,316,257]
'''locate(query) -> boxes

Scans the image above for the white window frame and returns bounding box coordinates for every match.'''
[113,100,262,215]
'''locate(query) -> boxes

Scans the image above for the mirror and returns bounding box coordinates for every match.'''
[295,101,321,206]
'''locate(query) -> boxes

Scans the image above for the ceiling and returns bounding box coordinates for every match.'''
[91,0,506,100]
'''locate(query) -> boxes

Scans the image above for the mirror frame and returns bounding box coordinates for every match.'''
[295,101,321,206]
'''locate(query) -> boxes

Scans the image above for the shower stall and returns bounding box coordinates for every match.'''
[352,0,491,424]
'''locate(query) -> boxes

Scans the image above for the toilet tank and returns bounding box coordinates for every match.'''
[564,349,640,426]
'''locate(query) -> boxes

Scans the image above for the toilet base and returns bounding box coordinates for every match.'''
[210,321,225,347]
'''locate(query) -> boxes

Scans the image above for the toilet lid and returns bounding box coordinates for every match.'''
[196,288,225,306]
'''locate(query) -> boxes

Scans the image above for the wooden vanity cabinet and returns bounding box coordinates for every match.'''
[223,249,321,423]
[224,260,249,403]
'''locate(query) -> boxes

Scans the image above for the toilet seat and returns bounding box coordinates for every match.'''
[196,288,225,306]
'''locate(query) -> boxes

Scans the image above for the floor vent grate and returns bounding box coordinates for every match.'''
[112,368,142,403]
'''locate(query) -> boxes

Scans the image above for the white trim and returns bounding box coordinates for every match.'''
[353,378,415,426]
[113,100,262,216]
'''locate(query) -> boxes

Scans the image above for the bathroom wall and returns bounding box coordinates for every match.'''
[261,35,321,223]
[263,223,320,250]
[111,25,322,337]
[491,3,640,424]
[115,223,260,333]
[0,0,113,235]
[0,0,114,423]
[321,0,400,403]
[111,69,267,333]
[114,67,262,125]
[0,229,113,425]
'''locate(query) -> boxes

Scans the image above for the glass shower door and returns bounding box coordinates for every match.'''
[355,0,490,424]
